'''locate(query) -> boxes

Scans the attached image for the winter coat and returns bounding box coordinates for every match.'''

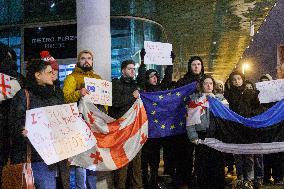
[175,72,205,88]
[108,77,138,119]
[63,66,101,103]
[0,74,25,165]
[136,64,173,92]
[8,83,65,164]
[224,85,265,118]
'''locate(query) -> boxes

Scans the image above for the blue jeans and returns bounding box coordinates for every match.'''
[235,154,254,181]
[254,154,264,179]
[31,162,57,189]
[75,167,96,189]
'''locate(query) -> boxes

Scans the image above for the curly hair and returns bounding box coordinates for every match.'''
[197,75,216,93]
[26,59,51,83]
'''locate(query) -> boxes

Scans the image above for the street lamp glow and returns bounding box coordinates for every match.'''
[242,63,250,74]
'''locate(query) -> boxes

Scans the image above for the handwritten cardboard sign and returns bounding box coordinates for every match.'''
[25,103,96,165]
[255,79,284,103]
[84,78,112,106]
[144,41,172,65]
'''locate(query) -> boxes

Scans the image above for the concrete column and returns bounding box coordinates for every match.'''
[76,3,113,188]
[76,0,111,81]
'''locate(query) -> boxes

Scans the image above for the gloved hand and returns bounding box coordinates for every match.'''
[140,48,146,60]
[206,93,215,98]
[191,139,200,145]
[170,51,176,63]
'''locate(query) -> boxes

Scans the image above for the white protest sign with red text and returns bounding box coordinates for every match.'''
[84,78,112,106]
[25,103,96,165]
[144,41,172,65]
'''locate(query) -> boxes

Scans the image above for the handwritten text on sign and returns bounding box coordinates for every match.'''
[256,79,284,103]
[84,78,112,106]
[144,41,172,65]
[25,103,96,165]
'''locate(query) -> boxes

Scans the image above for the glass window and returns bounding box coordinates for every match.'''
[0,0,22,25]
[111,17,164,79]
[0,27,21,73]
[24,0,76,23]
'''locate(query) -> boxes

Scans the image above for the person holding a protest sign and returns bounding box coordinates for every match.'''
[63,50,102,104]
[137,48,174,189]
[186,75,225,189]
[8,59,65,189]
[63,50,108,189]
[108,60,143,189]
[0,43,25,187]
[40,50,69,189]
[258,74,284,186]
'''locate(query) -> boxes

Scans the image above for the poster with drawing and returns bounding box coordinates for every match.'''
[25,103,96,165]
[144,41,172,65]
[84,78,112,106]
[256,79,284,103]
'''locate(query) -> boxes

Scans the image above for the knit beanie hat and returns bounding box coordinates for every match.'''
[40,50,59,70]
[145,69,160,81]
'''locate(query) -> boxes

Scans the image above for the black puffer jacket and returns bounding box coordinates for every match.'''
[137,64,173,92]
[224,85,265,118]
[9,82,65,164]
[108,77,138,119]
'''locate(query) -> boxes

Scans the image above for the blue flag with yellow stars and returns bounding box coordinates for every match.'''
[140,82,197,138]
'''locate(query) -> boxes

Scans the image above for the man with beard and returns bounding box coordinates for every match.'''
[63,50,101,189]
[64,50,101,103]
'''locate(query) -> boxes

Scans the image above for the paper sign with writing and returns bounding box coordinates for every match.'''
[25,103,96,165]
[255,79,284,103]
[84,78,112,106]
[144,41,172,65]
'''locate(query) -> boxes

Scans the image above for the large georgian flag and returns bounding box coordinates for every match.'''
[70,98,148,171]
[0,73,21,101]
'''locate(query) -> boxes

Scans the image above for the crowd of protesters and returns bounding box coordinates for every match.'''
[0,42,284,189]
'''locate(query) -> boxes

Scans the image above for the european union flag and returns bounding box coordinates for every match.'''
[140,82,197,138]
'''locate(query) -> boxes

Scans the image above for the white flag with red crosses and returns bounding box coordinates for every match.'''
[0,73,21,101]
[70,98,148,171]
[186,94,209,126]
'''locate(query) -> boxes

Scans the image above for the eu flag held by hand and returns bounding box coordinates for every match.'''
[140,82,197,138]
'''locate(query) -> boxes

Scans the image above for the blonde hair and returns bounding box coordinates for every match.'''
[77,50,94,63]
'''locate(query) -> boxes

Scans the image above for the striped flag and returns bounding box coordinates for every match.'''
[201,97,284,154]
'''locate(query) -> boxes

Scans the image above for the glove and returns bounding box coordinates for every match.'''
[191,139,200,145]
[206,93,215,98]
[170,51,176,63]
[140,48,146,60]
